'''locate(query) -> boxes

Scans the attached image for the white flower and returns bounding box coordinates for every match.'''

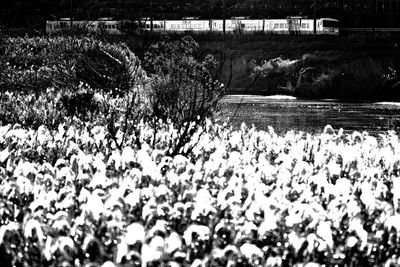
[92,156,107,174]
[148,236,165,260]
[287,231,305,253]
[155,184,170,198]
[334,178,352,197]
[16,175,33,195]
[14,161,37,177]
[124,190,141,207]
[125,223,145,245]
[84,193,104,221]
[104,189,124,211]
[116,241,129,264]
[236,222,257,242]
[239,243,263,260]
[165,232,182,254]
[227,151,242,167]
[191,259,204,267]
[91,126,106,146]
[78,187,91,203]
[183,225,210,246]
[148,220,169,238]
[57,192,75,210]
[258,218,278,237]
[392,177,400,210]
[107,150,123,171]
[385,214,400,232]
[36,125,51,145]
[195,188,212,203]
[24,219,44,243]
[346,236,359,248]
[326,160,341,177]
[360,182,375,210]
[121,146,136,164]
[89,172,111,189]
[265,256,282,267]
[173,154,189,168]
[229,131,242,149]
[317,221,333,248]
[348,217,368,249]
[137,148,159,178]
[0,148,10,163]
[142,199,156,220]
[101,261,116,267]
[52,219,71,233]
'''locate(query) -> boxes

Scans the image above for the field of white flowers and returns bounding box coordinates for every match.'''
[1,119,400,267]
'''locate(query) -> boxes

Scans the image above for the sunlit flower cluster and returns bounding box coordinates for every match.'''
[1,121,400,266]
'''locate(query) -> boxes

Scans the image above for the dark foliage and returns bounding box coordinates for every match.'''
[143,36,225,155]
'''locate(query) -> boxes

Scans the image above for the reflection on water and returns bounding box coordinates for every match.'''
[218,95,400,134]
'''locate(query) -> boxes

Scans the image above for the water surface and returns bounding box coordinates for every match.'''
[218,95,400,134]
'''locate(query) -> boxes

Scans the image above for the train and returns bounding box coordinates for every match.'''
[46,17,340,36]
[45,18,130,35]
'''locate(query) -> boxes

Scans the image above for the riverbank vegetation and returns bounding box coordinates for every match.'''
[109,32,400,101]
[197,34,400,101]
[2,35,400,266]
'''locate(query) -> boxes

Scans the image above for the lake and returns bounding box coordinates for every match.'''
[218,95,400,135]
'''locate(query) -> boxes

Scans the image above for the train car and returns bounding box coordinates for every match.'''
[163,19,211,32]
[95,18,125,35]
[264,19,290,34]
[263,17,338,35]
[138,19,165,31]
[46,18,126,35]
[210,19,264,33]
[264,18,314,34]
[210,20,235,32]
[46,18,76,33]
[316,18,339,35]
[236,19,264,32]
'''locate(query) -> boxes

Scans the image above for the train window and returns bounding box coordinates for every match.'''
[274,23,279,28]
[280,23,284,28]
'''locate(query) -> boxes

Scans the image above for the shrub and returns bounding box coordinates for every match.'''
[0,36,146,95]
[0,36,150,141]
[250,53,400,100]
[143,36,225,155]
